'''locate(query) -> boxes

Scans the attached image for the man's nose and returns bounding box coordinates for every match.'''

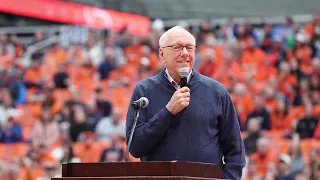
[180,47,189,57]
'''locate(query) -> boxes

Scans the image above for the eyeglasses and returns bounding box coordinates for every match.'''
[161,45,197,52]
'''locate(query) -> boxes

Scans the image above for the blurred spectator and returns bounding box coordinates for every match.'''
[53,65,70,89]
[9,34,24,58]
[197,20,213,45]
[310,148,320,179]
[107,57,135,88]
[240,37,265,71]
[95,88,112,118]
[37,163,60,180]
[244,158,261,180]
[0,161,20,180]
[309,73,320,91]
[295,103,318,139]
[33,30,45,44]
[124,36,143,69]
[198,48,216,77]
[244,117,262,155]
[250,137,277,176]
[83,34,103,67]
[23,60,44,89]
[288,136,304,176]
[55,103,73,136]
[73,131,100,162]
[67,43,86,65]
[137,57,155,80]
[265,162,277,180]
[95,107,125,143]
[310,25,320,58]
[118,30,131,49]
[86,100,102,128]
[46,43,68,66]
[22,144,57,180]
[304,13,320,42]
[261,22,273,53]
[0,33,16,56]
[270,39,288,68]
[247,96,271,130]
[69,104,93,141]
[232,82,253,129]
[296,164,312,180]
[5,67,27,106]
[263,86,278,113]
[135,45,159,80]
[243,20,259,44]
[0,88,19,127]
[312,58,320,76]
[30,105,60,151]
[272,16,295,44]
[276,154,296,180]
[0,116,22,143]
[103,34,124,59]
[277,61,298,99]
[219,19,237,45]
[148,35,160,53]
[98,47,117,80]
[99,134,124,162]
[271,99,290,131]
[314,119,320,139]
[51,140,80,164]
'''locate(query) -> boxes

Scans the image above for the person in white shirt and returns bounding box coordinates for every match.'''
[95,107,126,143]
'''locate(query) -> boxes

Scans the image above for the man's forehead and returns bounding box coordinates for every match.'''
[167,33,195,45]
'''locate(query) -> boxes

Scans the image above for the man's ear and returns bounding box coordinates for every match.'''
[159,48,165,63]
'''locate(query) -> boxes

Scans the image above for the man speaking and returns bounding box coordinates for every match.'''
[126,26,246,180]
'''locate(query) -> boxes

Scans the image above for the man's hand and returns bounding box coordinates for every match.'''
[166,87,190,115]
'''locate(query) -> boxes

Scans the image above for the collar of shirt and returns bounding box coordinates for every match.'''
[165,68,193,90]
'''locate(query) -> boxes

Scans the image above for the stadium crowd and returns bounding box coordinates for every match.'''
[0,14,319,180]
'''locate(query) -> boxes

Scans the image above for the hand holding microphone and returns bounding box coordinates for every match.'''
[166,67,190,115]
[166,87,190,115]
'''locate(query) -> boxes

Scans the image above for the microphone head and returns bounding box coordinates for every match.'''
[140,97,149,108]
[179,67,189,78]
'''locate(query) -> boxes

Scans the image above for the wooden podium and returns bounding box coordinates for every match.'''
[52,161,225,180]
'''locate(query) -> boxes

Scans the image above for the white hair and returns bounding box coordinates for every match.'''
[257,137,269,146]
[158,26,195,47]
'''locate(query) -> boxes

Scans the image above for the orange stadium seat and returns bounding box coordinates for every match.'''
[72,142,110,162]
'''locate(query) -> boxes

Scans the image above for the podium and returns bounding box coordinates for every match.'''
[52,161,225,180]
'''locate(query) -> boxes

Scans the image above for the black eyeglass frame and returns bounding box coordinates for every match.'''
[161,44,198,52]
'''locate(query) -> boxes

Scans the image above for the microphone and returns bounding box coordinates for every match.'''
[131,97,149,109]
[179,67,189,88]
[179,67,189,116]
[125,97,149,161]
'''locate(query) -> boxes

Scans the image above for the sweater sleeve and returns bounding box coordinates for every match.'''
[219,90,246,180]
[126,83,174,158]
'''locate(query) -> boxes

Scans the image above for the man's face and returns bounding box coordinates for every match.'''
[159,29,196,79]
[257,141,269,155]
[278,161,289,174]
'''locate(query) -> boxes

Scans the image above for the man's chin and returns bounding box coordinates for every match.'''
[177,64,190,69]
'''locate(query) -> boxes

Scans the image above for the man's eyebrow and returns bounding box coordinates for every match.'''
[172,41,194,45]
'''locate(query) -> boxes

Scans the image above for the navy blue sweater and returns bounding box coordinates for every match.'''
[126,70,246,180]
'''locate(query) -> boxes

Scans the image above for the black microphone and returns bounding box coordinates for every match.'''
[180,69,188,88]
[179,67,189,116]
[126,97,149,161]
[131,97,149,109]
